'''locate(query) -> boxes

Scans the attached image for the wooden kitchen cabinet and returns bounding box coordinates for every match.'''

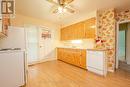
[84,18,96,38]
[60,17,96,40]
[57,48,86,69]
[61,22,85,40]
[61,27,70,40]
[74,22,85,39]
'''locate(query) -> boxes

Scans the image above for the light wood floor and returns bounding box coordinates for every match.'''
[25,60,130,87]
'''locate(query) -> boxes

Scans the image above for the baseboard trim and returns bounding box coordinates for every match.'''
[28,58,57,65]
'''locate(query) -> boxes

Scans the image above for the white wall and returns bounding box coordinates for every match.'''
[58,39,95,49]
[10,14,60,63]
[126,23,130,64]
[62,11,96,27]
[25,25,60,64]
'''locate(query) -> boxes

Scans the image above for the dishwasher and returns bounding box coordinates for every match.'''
[87,50,107,76]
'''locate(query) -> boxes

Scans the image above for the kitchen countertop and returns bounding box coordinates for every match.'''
[57,47,107,51]
[87,49,107,51]
[57,47,87,50]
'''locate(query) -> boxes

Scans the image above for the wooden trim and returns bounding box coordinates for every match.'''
[116,20,130,69]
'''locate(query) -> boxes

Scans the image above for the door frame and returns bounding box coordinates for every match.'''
[116,20,130,69]
[24,25,40,65]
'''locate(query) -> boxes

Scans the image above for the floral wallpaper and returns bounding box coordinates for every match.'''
[116,10,130,22]
[96,9,116,71]
[96,9,130,72]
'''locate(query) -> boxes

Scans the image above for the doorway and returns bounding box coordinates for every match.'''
[116,21,130,71]
[25,25,53,65]
[26,26,39,64]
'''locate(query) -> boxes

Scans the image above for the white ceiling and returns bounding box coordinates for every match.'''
[16,0,130,26]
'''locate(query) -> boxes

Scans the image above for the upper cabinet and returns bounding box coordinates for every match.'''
[60,17,96,40]
[0,18,10,37]
[73,22,85,39]
[84,18,96,38]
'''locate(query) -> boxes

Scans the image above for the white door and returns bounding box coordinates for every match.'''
[38,28,45,60]
[38,27,53,60]
[26,26,39,64]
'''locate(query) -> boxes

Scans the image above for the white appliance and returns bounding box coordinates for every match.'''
[87,50,107,76]
[0,26,26,49]
[0,50,25,87]
[0,26,26,87]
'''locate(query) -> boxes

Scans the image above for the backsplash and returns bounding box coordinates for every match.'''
[59,39,95,49]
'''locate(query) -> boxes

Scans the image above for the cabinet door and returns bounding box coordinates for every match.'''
[62,48,68,62]
[73,49,81,66]
[60,22,85,40]
[80,50,86,69]
[57,48,64,61]
[75,22,85,39]
[57,48,62,60]
[67,26,73,40]
[84,18,96,38]
[66,49,73,64]
[57,48,86,69]
[61,26,71,40]
[70,24,75,40]
[61,28,66,40]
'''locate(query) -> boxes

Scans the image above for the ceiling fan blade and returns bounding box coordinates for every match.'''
[51,5,59,13]
[58,0,74,5]
[65,7,75,13]
[46,0,58,5]
[58,0,62,5]
[52,9,58,13]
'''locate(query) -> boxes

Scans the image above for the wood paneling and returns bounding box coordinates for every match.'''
[60,17,96,40]
[57,48,86,69]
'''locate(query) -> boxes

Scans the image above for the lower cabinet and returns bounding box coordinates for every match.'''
[57,48,86,69]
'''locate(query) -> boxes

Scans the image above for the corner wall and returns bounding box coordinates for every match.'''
[96,9,116,71]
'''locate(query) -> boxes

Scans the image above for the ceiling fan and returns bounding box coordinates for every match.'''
[46,0,75,14]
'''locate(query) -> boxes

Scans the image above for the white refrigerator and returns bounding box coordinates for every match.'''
[0,26,26,87]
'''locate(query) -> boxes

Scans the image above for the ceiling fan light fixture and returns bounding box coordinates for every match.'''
[58,6,63,13]
[58,6,66,13]
[63,8,67,12]
[46,0,75,14]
